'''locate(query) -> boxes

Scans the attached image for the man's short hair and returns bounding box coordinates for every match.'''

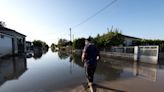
[86,38,92,42]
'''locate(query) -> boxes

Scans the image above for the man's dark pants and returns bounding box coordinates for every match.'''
[85,65,96,83]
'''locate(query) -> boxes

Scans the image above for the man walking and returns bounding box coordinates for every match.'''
[82,38,100,92]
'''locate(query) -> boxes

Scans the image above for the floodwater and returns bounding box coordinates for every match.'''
[0,49,164,92]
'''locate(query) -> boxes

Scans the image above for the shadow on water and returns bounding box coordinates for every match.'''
[0,56,27,86]
[93,83,127,92]
[81,82,127,92]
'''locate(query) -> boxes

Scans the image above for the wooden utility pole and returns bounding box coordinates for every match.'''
[70,28,72,42]
[69,28,72,53]
[72,34,74,41]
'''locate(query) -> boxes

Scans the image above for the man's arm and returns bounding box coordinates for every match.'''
[96,55,100,61]
[81,52,85,62]
[81,45,88,62]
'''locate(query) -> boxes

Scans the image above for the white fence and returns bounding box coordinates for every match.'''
[109,46,135,60]
[107,45,159,64]
[138,46,159,64]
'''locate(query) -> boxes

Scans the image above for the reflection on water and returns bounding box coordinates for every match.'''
[58,51,69,60]
[70,53,123,81]
[0,50,164,92]
[0,56,27,86]
[26,47,49,59]
[71,53,83,67]
[71,53,158,82]
[98,57,158,82]
[33,47,49,59]
[51,47,58,52]
[133,62,157,81]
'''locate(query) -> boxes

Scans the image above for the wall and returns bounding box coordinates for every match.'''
[138,46,159,64]
[0,30,26,54]
[124,37,137,46]
[107,46,135,60]
[0,33,12,57]
[101,46,159,64]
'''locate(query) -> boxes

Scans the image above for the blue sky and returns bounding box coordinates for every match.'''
[0,0,164,45]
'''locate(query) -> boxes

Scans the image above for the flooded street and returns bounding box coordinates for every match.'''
[0,49,164,92]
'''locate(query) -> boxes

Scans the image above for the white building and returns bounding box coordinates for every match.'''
[0,33,13,57]
[26,41,33,52]
[0,27,26,57]
[122,35,140,46]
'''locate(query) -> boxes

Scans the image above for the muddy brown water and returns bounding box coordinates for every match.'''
[0,49,164,92]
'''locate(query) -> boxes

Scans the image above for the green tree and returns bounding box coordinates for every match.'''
[104,29,124,47]
[33,40,43,47]
[51,43,55,48]
[58,39,69,47]
[73,38,85,49]
[133,39,164,46]
[94,28,124,49]
[51,43,57,52]
[0,21,5,27]
[32,40,49,50]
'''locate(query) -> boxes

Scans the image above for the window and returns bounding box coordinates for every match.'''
[0,34,4,39]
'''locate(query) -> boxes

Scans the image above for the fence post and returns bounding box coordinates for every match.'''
[157,46,159,62]
[134,46,139,61]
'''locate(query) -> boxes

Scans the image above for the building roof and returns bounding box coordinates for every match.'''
[26,41,32,43]
[122,34,141,39]
[26,41,32,45]
[0,26,26,37]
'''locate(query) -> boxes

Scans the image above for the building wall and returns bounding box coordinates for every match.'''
[0,30,26,54]
[124,37,138,46]
[102,46,159,64]
[0,27,26,56]
[7,36,25,54]
[15,35,26,53]
[0,33,13,57]
[26,42,32,52]
[13,37,18,54]
[24,38,26,53]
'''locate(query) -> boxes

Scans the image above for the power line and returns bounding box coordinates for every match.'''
[72,0,118,29]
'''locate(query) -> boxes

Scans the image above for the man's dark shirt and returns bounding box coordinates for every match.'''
[83,44,99,67]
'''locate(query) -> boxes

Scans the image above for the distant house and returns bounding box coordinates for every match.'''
[26,41,33,52]
[0,26,26,57]
[122,35,140,46]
